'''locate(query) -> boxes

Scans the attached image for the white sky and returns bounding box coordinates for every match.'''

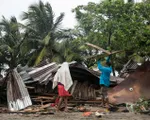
[0,0,100,28]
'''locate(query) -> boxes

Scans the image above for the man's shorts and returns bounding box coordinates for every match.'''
[100,84,108,98]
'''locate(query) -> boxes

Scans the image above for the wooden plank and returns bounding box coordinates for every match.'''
[20,104,51,113]
[85,43,124,56]
[68,100,102,104]
[26,86,35,89]
[85,43,111,55]
[111,50,124,55]
[39,103,51,109]
[31,94,57,97]
[36,96,54,99]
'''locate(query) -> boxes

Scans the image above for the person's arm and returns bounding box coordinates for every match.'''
[109,66,113,73]
[97,60,105,71]
[98,60,112,73]
[106,56,111,63]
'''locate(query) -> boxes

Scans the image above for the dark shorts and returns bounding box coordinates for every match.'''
[100,85,108,97]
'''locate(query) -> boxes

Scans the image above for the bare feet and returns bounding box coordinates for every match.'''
[64,108,68,112]
[104,104,110,108]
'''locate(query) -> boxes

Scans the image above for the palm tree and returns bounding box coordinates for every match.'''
[21,0,69,65]
[0,16,24,69]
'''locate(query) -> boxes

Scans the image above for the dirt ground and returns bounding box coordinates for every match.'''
[0,112,149,120]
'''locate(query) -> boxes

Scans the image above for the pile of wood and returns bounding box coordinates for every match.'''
[31,94,57,105]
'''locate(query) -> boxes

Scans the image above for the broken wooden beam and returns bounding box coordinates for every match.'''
[85,43,111,55]
[85,42,124,56]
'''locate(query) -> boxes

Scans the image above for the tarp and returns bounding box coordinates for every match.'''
[53,62,73,91]
[108,61,150,104]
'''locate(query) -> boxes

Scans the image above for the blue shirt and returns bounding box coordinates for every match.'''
[97,60,112,87]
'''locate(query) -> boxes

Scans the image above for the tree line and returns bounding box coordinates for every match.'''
[0,0,150,74]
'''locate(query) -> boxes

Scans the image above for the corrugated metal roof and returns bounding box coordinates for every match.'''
[119,60,139,77]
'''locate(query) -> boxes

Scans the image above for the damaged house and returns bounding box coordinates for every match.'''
[1,59,149,112]
[0,60,122,111]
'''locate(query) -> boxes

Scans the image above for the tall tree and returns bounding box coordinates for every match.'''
[0,16,23,69]
[21,0,68,65]
[73,0,150,70]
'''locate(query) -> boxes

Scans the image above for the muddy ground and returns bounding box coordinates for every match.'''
[0,111,149,120]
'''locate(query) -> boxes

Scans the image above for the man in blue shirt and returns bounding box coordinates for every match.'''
[97,57,112,107]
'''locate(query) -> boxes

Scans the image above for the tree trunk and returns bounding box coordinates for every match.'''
[108,28,116,76]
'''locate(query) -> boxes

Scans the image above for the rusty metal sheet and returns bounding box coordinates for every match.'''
[7,69,32,111]
[108,61,150,104]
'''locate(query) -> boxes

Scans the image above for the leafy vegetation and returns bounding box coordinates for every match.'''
[0,16,23,69]
[0,0,150,74]
[20,0,68,66]
[126,98,150,113]
[72,0,150,70]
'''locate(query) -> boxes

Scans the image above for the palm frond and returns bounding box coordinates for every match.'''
[53,13,65,31]
[0,45,12,53]
[45,2,54,29]
[34,46,47,66]
[20,12,29,20]
[42,32,51,46]
[0,16,11,34]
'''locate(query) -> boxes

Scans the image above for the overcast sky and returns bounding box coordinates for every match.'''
[0,0,100,28]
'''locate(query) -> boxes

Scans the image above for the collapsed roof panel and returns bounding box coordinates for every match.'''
[28,63,58,83]
[108,61,150,104]
[16,61,119,87]
[69,63,100,85]
[119,59,139,78]
[7,69,32,111]
[17,63,59,85]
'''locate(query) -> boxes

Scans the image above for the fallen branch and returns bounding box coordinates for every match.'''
[85,43,111,55]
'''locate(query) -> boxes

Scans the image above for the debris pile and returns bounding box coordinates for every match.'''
[0,59,150,116]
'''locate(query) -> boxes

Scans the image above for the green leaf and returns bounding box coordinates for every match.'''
[34,46,47,66]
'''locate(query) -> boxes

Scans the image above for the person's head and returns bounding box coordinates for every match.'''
[106,61,111,67]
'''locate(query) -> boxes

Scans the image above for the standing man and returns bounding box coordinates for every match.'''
[53,62,73,112]
[97,57,112,107]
